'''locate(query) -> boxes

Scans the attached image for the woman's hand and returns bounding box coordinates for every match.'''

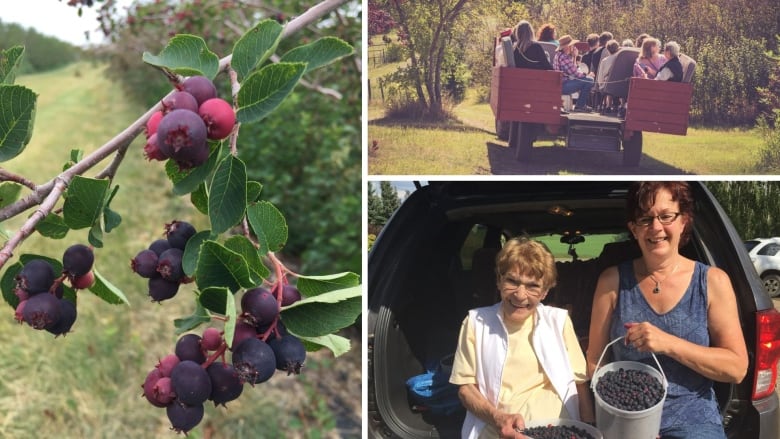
[624,321,671,353]
[495,412,525,438]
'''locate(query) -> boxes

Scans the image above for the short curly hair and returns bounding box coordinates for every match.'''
[494,237,557,290]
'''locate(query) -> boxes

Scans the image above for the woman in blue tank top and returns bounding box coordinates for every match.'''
[587,182,748,439]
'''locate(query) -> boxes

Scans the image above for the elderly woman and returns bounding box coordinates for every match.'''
[450,237,593,439]
[655,41,684,82]
[633,37,666,79]
[553,35,595,112]
[587,181,748,439]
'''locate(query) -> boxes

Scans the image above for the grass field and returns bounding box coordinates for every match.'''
[367,69,767,175]
[0,63,360,439]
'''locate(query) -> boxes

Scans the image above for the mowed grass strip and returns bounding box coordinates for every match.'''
[0,63,340,438]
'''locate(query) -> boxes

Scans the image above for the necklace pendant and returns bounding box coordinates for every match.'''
[653,282,661,294]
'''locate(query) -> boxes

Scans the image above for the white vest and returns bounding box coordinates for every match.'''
[461,303,580,439]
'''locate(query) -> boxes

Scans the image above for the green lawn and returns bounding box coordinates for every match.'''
[0,63,354,438]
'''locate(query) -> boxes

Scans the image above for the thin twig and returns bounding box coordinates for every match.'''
[0,168,37,191]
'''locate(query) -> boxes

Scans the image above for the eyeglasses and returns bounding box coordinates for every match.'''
[634,212,682,227]
[501,276,543,296]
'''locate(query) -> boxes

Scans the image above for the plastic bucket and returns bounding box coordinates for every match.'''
[523,418,603,439]
[590,337,668,439]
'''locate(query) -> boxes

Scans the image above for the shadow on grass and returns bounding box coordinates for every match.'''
[370,116,494,135]
[486,140,692,175]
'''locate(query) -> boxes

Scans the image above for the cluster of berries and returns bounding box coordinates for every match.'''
[521,424,596,439]
[130,220,197,302]
[13,244,95,336]
[595,367,664,411]
[143,286,306,434]
[144,75,236,169]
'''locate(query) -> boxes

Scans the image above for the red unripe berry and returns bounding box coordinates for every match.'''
[146,111,164,137]
[198,98,235,140]
[144,134,167,161]
[71,271,95,289]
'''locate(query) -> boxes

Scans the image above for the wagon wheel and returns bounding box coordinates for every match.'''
[513,122,535,161]
[496,119,510,141]
[622,131,643,167]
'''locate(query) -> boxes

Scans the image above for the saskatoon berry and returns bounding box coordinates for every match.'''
[165,220,196,250]
[148,239,172,256]
[232,337,276,385]
[231,321,258,349]
[156,109,208,168]
[143,368,167,408]
[14,299,26,323]
[170,360,212,405]
[521,425,595,439]
[22,292,61,330]
[46,299,77,336]
[143,133,167,161]
[156,353,181,377]
[595,367,664,411]
[71,271,94,290]
[206,362,244,407]
[269,334,306,375]
[161,91,199,114]
[146,110,164,137]
[148,276,180,302]
[201,327,222,351]
[14,287,29,302]
[166,400,204,435]
[62,244,94,277]
[152,377,176,406]
[241,287,278,326]
[181,75,217,105]
[175,333,206,364]
[16,259,56,294]
[156,248,184,282]
[131,249,159,278]
[281,285,302,306]
[52,282,64,299]
[198,98,235,140]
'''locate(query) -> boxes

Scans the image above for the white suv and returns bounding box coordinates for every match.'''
[745,238,780,297]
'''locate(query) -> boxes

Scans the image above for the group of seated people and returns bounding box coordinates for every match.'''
[505,21,684,115]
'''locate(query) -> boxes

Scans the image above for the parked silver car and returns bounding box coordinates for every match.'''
[745,237,780,298]
[368,181,780,439]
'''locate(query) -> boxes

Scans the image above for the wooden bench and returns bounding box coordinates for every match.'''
[490,66,564,126]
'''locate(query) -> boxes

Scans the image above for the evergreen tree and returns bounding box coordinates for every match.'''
[379,181,401,223]
[368,182,383,226]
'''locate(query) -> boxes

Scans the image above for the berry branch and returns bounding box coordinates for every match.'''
[0,0,349,271]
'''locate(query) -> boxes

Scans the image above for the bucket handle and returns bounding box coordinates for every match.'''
[591,336,668,391]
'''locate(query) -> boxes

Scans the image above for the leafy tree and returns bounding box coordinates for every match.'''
[707,182,780,239]
[379,181,401,222]
[368,0,396,37]
[0,20,80,74]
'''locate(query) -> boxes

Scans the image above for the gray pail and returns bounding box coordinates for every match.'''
[591,337,668,439]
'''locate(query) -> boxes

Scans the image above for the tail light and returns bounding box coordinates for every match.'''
[753,308,780,400]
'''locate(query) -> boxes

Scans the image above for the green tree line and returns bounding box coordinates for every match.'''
[708,182,780,240]
[0,20,82,73]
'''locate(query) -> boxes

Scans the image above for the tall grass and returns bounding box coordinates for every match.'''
[0,63,360,438]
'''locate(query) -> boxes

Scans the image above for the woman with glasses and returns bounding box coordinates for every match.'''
[450,237,594,438]
[587,181,748,439]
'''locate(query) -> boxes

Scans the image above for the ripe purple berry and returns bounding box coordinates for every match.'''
[181,75,217,105]
[148,239,172,256]
[165,220,196,250]
[170,360,212,405]
[131,249,159,278]
[176,333,206,364]
[206,362,243,407]
[22,292,61,330]
[156,109,208,169]
[232,338,276,385]
[269,334,306,375]
[241,287,278,326]
[161,91,199,114]
[281,285,302,306]
[157,248,184,282]
[166,400,204,434]
[16,259,56,294]
[148,276,179,302]
[62,244,94,277]
[46,299,77,336]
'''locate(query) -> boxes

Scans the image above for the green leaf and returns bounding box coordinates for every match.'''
[182,230,210,276]
[208,155,247,235]
[174,302,211,334]
[195,240,255,293]
[191,183,209,215]
[280,37,354,75]
[88,269,130,305]
[296,272,360,298]
[236,62,306,124]
[0,84,37,162]
[103,185,121,233]
[88,222,103,248]
[223,291,237,353]
[296,333,351,357]
[280,285,361,337]
[247,201,288,254]
[0,182,22,209]
[35,213,69,239]
[199,286,231,315]
[223,235,269,282]
[1,261,23,309]
[63,176,109,229]
[247,181,262,202]
[167,142,222,196]
[142,34,219,79]
[231,19,284,80]
[0,46,24,84]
